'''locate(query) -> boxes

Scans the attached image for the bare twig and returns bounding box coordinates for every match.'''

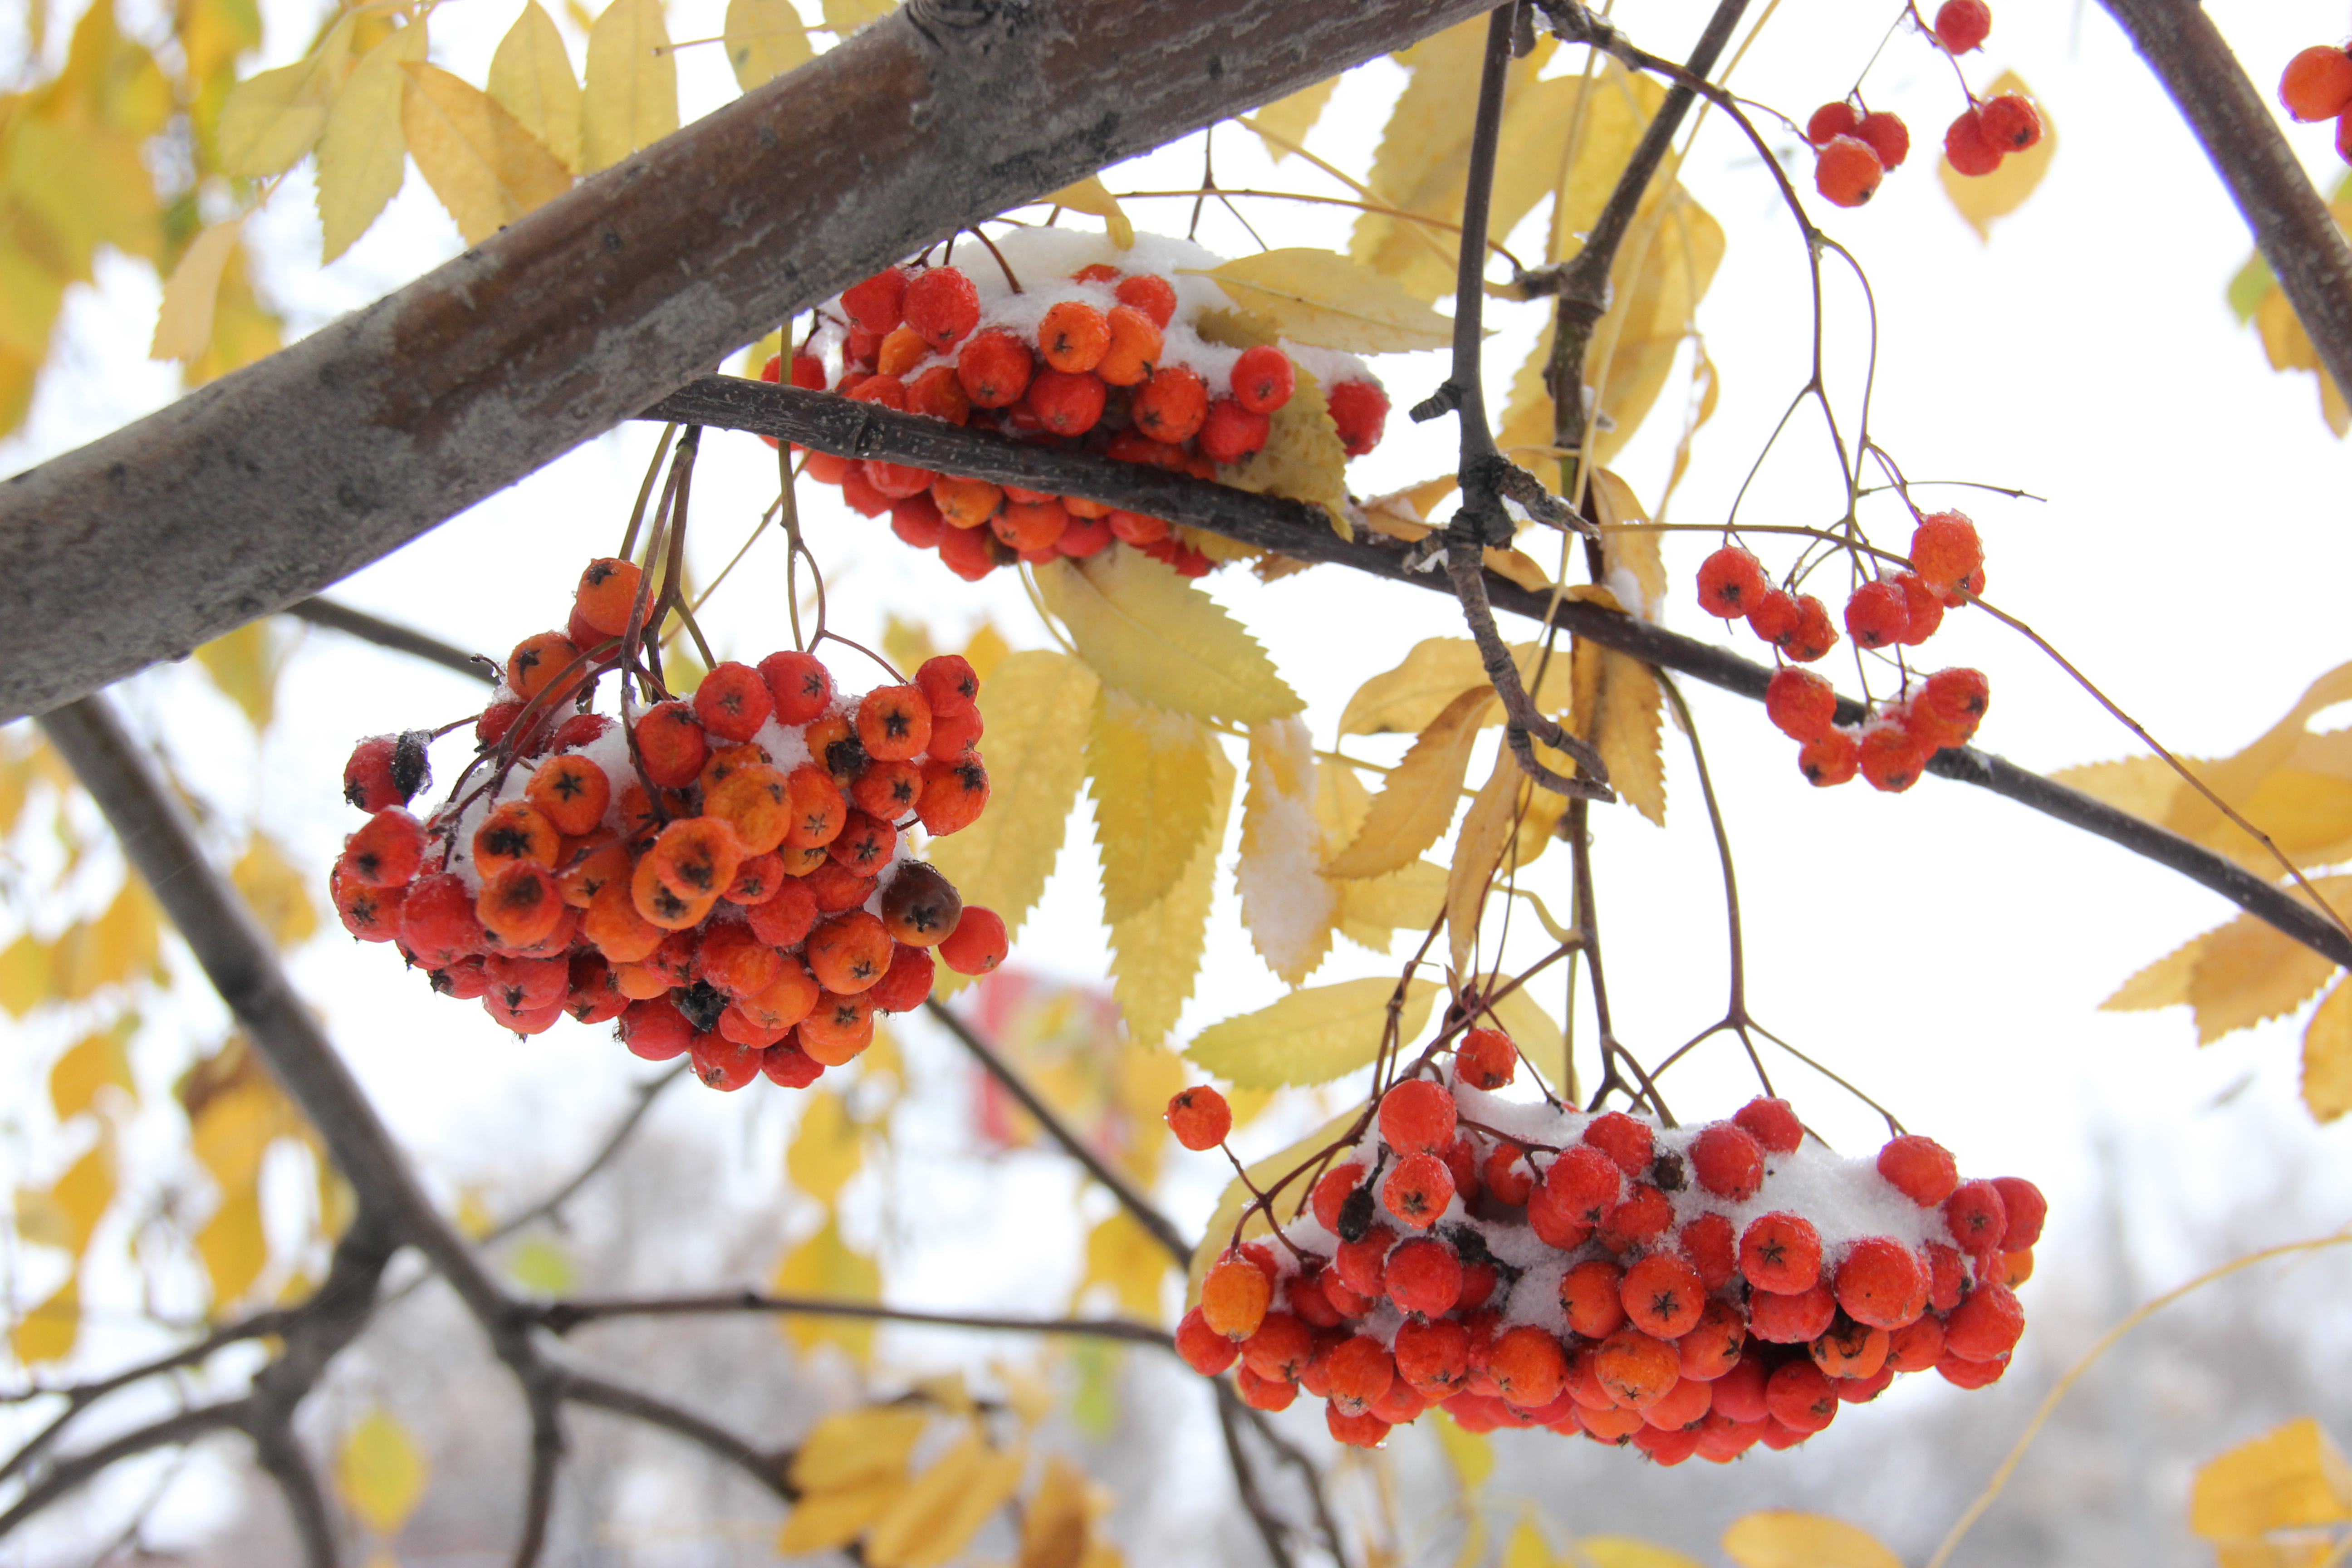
[538,1291,1175,1347]
[559,1372,791,1501]
[1214,1382,1300,1568]
[0,1401,249,1536]
[248,1414,338,1568]
[482,1065,693,1247]
[284,598,499,685]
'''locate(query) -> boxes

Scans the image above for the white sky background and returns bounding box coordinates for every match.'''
[5,0,2352,1558]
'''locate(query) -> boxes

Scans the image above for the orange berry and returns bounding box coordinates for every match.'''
[1132,365,1209,443]
[853,760,924,819]
[1978,93,2042,151]
[783,764,848,848]
[2283,44,2352,122]
[1835,1236,1929,1329]
[341,808,424,888]
[757,651,833,725]
[1621,1253,1706,1338]
[1813,134,1883,207]
[694,921,785,999]
[803,859,877,915]
[737,960,819,1032]
[1095,304,1162,386]
[1025,371,1107,438]
[525,754,611,838]
[1038,300,1110,372]
[917,755,989,836]
[937,905,1007,975]
[692,662,774,743]
[798,991,876,1064]
[1113,272,1177,328]
[1677,1298,1747,1382]
[633,701,708,789]
[1200,1253,1273,1339]
[746,877,820,949]
[574,559,643,638]
[1593,1328,1680,1410]
[875,323,929,377]
[1230,344,1294,413]
[1166,1085,1232,1151]
[704,764,792,856]
[506,632,583,704]
[630,850,717,931]
[805,910,893,994]
[1560,1259,1628,1339]
[582,876,665,964]
[956,328,1034,408]
[1489,1325,1568,1410]
[931,476,1003,529]
[647,816,743,902]
[473,800,560,877]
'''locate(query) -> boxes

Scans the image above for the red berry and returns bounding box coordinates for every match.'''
[2282,45,2352,122]
[1834,1236,1930,1329]
[902,265,980,350]
[1382,1150,1456,1229]
[1112,272,1177,328]
[1310,1162,1365,1233]
[1857,110,1910,170]
[342,808,425,888]
[1910,510,1984,596]
[1945,108,2004,177]
[1230,344,1295,413]
[1386,1237,1464,1317]
[692,661,774,743]
[1806,100,1860,147]
[1747,588,1800,647]
[1598,1182,1673,1254]
[937,905,1007,975]
[344,732,431,812]
[1749,1281,1837,1345]
[1765,1360,1839,1433]
[1764,666,1837,743]
[1455,1026,1516,1090]
[956,329,1034,408]
[1910,666,1990,747]
[1027,369,1108,437]
[1482,1143,1534,1206]
[1944,1179,2009,1255]
[1978,93,2043,152]
[1944,1280,2025,1361]
[840,266,908,334]
[1740,1211,1822,1294]
[1933,0,1990,54]
[1814,135,1884,208]
[1877,1134,1960,1206]
[1991,1176,2047,1249]
[1541,1144,1624,1229]
[1327,380,1390,456]
[1377,1078,1456,1156]
[1798,727,1860,787]
[1196,396,1272,464]
[1845,579,1909,649]
[1678,1211,1738,1290]
[1893,571,1945,645]
[1695,545,1769,617]
[1689,1123,1764,1200]
[1784,594,1839,662]
[1201,1253,1273,1339]
[1583,1111,1654,1176]
[1166,1085,1232,1151]
[1733,1096,1803,1154]
[1858,723,1931,793]
[757,650,833,725]
[1176,1305,1239,1375]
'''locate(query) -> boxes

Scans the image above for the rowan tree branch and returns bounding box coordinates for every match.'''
[640,378,2352,973]
[2099,0,2352,402]
[538,1291,1174,1347]
[0,1401,249,1537]
[558,1372,792,1501]
[0,0,1498,724]
[285,598,499,685]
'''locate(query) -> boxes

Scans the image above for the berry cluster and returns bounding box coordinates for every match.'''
[330,559,1004,1093]
[1172,1035,2044,1460]
[2280,43,2352,161]
[764,230,1392,582]
[1800,2,2040,206]
[1695,511,1990,793]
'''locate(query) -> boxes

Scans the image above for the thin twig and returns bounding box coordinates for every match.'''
[537,1291,1175,1345]
[559,1372,791,1501]
[284,598,498,685]
[481,1065,693,1247]
[0,1401,249,1536]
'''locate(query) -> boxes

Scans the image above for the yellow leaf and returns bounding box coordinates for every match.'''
[91,877,159,987]
[2102,935,2196,1012]
[11,1276,79,1365]
[507,1235,575,1294]
[773,1216,882,1363]
[0,343,35,437]
[1044,174,1132,249]
[1324,686,1493,879]
[1578,1540,1708,1568]
[196,619,283,729]
[1430,1409,1492,1490]
[864,1429,1027,1568]
[1940,73,2055,241]
[722,0,808,93]
[1338,637,1569,736]
[151,220,246,362]
[2161,876,2352,1044]
[1195,311,1353,537]
[1571,638,1665,825]
[1590,186,1725,468]
[198,1181,269,1307]
[963,623,1011,682]
[787,1088,864,1204]
[1190,247,1452,354]
[233,833,318,948]
[926,650,1096,939]
[1447,750,1524,977]
[821,0,894,34]
[50,1143,113,1256]
[489,0,583,174]
[1547,64,1671,262]
[1503,1514,1554,1568]
[1338,860,1449,949]
[581,0,677,174]
[1020,1454,1102,1568]
[337,1407,429,1536]
[2304,980,2352,1123]
[780,1476,906,1553]
[882,613,938,676]
[187,243,282,386]
[50,1022,138,1121]
[1454,1514,1490,1568]
[1088,691,1218,922]
[402,64,573,245]
[1721,1511,1904,1568]
[1252,75,1339,160]
[1236,717,1337,985]
[1037,554,1298,725]
[193,1078,303,1192]
[455,1189,496,1239]
[1186,976,1436,1089]
[1109,742,1235,1047]
[1589,469,1666,618]
[1080,1210,1166,1319]
[215,16,354,177]
[1186,1108,1359,1306]
[791,1405,929,1493]
[2193,1418,2352,1539]
[0,933,48,1016]
[315,20,426,263]
[7,117,163,278]
[0,243,66,363]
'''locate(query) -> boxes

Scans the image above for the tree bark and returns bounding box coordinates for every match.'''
[0,0,1490,723]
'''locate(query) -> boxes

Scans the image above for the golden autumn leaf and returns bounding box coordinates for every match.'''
[2303,980,2352,1123]
[1721,1511,1904,1568]
[11,1275,79,1365]
[722,0,809,93]
[1079,1210,1166,1319]
[779,1477,906,1554]
[1572,633,1665,825]
[1020,1454,1105,1568]
[1338,637,1569,737]
[773,1216,882,1362]
[1191,248,1453,354]
[1579,1540,1708,1568]
[233,833,318,948]
[581,0,677,174]
[2104,876,2352,1045]
[507,1235,575,1294]
[1236,717,1337,984]
[0,933,49,1016]
[786,1088,864,1205]
[337,1407,429,1536]
[1193,309,1354,536]
[1036,553,1299,724]
[1940,72,2056,241]
[186,243,282,387]
[0,243,65,365]
[49,1022,138,1121]
[1088,691,1218,922]
[1043,174,1132,249]
[214,15,353,177]
[1338,860,1449,948]
[150,219,245,362]
[926,650,1096,940]
[195,618,283,730]
[9,115,163,279]
[49,1142,113,1256]
[1108,743,1234,1046]
[1430,1409,1492,1490]
[822,0,895,33]
[2191,1418,2352,1540]
[864,1429,1027,1568]
[1503,1515,1555,1568]
[198,1180,269,1307]
[1324,685,1493,880]
[314,20,426,262]
[1186,976,1436,1088]
[1251,74,1340,160]
[489,0,583,174]
[790,1405,930,1493]
[401,64,572,245]
[1447,747,1524,976]
[1589,468,1666,618]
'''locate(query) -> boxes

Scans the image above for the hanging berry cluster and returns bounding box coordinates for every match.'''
[329,558,1004,1093]
[1171,1036,2044,1460]
[2280,42,2352,161]
[1800,1,2041,208]
[1695,510,1990,793]
[764,231,1393,581]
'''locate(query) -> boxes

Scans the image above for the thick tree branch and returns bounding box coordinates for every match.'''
[641,378,2352,972]
[2099,0,2352,403]
[538,1291,1174,1347]
[0,0,1497,724]
[923,999,1195,1264]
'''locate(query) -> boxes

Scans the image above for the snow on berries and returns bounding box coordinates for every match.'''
[1693,509,1989,793]
[1178,1040,2044,1460]
[764,229,1392,582]
[329,563,1003,1094]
